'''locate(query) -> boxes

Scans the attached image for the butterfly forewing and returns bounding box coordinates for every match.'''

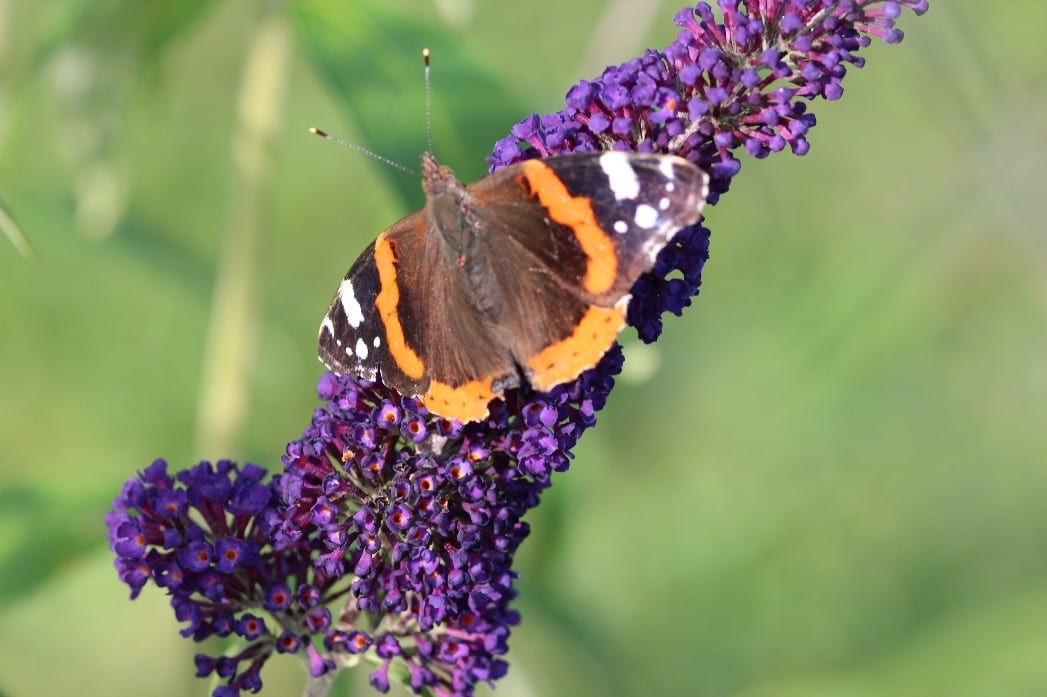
[317,238,384,381]
[462,152,708,387]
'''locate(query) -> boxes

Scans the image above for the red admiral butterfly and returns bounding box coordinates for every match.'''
[317,147,709,423]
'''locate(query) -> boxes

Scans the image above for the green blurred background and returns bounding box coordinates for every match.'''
[2,1,1045,696]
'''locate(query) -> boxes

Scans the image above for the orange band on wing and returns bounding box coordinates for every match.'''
[519,160,617,296]
[373,232,426,380]
[422,378,497,423]
[526,304,625,391]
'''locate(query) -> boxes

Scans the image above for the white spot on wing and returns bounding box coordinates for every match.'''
[641,237,663,263]
[355,337,368,360]
[634,203,658,229]
[659,157,677,180]
[320,316,335,337]
[658,196,671,210]
[600,151,640,201]
[373,336,381,348]
[614,220,628,234]
[338,279,365,328]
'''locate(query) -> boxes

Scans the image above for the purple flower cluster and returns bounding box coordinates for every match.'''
[106,352,620,696]
[106,459,344,695]
[108,3,926,696]
[272,353,620,694]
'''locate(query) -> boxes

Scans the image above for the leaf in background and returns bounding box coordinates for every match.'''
[34,0,219,64]
[0,192,34,259]
[28,0,221,240]
[291,0,526,207]
[0,487,98,608]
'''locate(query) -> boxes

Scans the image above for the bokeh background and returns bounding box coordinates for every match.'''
[2,1,1045,696]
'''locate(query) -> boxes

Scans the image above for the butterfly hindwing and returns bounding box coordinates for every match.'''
[378,210,519,416]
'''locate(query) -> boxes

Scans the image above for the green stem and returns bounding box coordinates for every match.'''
[303,670,336,697]
[194,10,292,457]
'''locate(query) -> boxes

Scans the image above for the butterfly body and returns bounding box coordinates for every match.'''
[318,150,709,422]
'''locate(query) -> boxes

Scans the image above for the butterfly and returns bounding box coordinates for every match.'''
[318,148,709,423]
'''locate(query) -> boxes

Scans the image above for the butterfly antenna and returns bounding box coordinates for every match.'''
[423,48,434,157]
[308,127,417,176]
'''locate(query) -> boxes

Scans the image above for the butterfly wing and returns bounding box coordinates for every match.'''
[465,152,708,390]
[553,152,707,299]
[318,238,387,382]
[318,211,519,420]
